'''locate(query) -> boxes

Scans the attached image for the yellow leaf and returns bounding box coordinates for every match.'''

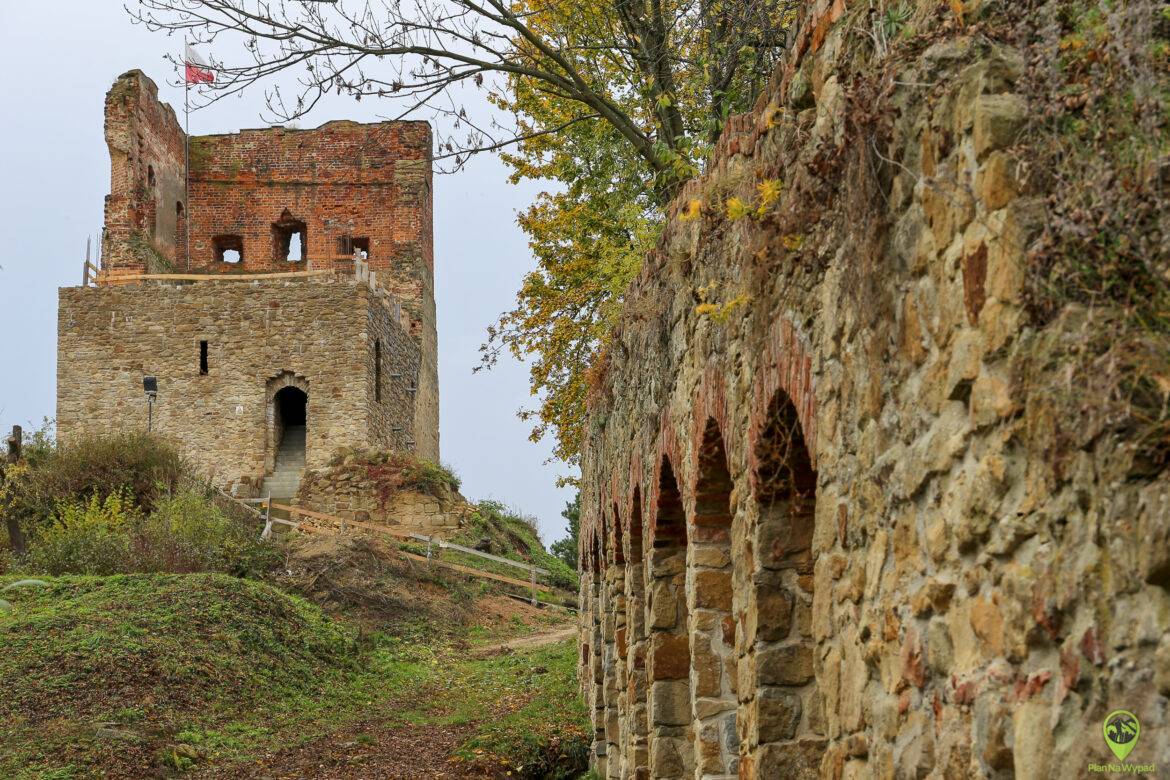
[680,199,703,222]
[726,197,751,221]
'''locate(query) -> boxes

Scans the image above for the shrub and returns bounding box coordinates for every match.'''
[456,501,579,591]
[21,487,278,578]
[134,489,279,575]
[22,431,189,518]
[25,491,138,576]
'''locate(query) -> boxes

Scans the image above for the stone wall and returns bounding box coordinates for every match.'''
[296,472,465,538]
[577,2,1170,779]
[57,277,419,495]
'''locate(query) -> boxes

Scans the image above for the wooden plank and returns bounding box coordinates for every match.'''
[405,533,550,576]
[398,551,539,590]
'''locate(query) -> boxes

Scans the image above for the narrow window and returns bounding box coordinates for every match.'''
[147,165,156,188]
[176,201,184,218]
[374,340,382,402]
[213,235,244,264]
[199,341,209,375]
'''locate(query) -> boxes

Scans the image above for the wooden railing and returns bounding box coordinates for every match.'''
[235,497,567,605]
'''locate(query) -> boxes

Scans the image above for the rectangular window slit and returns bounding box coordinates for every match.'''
[199,340,209,375]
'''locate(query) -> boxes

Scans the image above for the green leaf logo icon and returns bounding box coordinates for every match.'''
[1103,709,1140,761]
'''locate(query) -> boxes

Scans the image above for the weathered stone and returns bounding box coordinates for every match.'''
[973,94,1027,158]
[649,633,689,680]
[693,570,734,611]
[649,681,691,727]
[756,688,802,743]
[758,642,815,687]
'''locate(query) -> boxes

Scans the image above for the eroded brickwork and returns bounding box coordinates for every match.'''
[578,3,1170,778]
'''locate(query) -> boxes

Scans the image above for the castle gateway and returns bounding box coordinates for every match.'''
[56,71,439,497]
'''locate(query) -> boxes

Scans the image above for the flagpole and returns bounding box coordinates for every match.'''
[184,45,191,271]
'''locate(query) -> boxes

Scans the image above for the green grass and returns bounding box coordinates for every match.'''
[452,640,590,779]
[0,573,435,779]
[0,571,585,779]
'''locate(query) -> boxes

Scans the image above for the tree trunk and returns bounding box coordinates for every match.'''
[4,425,25,557]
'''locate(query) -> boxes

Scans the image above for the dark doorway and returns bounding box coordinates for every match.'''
[273,386,307,468]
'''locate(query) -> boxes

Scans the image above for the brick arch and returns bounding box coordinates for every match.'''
[647,407,683,551]
[688,416,739,776]
[620,483,650,777]
[686,362,732,493]
[743,386,823,778]
[748,316,817,489]
[644,453,693,778]
[588,528,607,774]
[601,501,625,777]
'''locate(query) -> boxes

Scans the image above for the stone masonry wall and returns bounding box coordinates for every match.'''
[577,2,1170,779]
[296,474,465,538]
[57,277,418,495]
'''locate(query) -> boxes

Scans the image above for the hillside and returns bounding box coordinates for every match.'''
[0,432,587,780]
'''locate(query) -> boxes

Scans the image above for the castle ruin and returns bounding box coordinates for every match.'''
[56,71,439,499]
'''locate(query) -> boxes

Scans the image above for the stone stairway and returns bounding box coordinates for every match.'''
[261,425,306,503]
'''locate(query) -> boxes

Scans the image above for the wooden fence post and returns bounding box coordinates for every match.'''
[4,425,26,557]
[260,494,273,539]
[530,565,537,606]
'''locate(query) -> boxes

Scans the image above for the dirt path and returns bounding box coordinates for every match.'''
[194,625,576,779]
[472,625,576,656]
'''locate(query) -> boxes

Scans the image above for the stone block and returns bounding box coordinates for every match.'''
[973,94,1027,158]
[757,643,815,687]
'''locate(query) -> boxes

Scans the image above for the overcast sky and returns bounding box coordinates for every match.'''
[0,2,576,544]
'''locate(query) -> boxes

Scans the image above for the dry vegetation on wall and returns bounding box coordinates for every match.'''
[673,0,1170,465]
[300,447,461,506]
[1014,0,1170,468]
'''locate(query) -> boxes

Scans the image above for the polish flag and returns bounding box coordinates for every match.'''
[184,44,215,84]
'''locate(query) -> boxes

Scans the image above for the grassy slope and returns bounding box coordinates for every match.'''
[0,572,586,780]
[0,574,428,779]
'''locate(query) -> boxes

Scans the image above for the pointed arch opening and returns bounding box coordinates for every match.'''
[689,418,738,775]
[590,529,609,775]
[646,456,693,778]
[748,389,822,777]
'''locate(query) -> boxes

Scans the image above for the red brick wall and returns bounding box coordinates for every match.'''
[185,120,432,282]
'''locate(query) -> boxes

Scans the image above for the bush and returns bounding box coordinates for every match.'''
[25,491,138,576]
[22,488,278,578]
[21,431,189,518]
[135,489,280,575]
[456,501,579,591]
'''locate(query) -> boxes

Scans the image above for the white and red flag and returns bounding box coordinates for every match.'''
[184,44,215,84]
